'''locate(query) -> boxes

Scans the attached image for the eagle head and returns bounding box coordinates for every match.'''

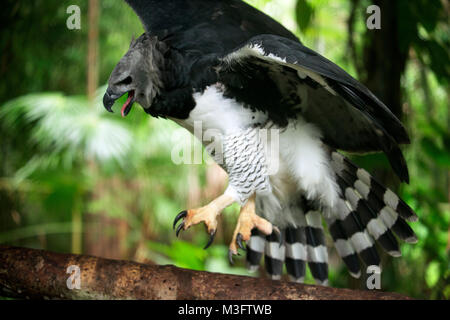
[103,33,165,117]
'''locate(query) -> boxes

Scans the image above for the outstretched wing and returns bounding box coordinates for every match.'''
[217,34,410,183]
[124,0,299,54]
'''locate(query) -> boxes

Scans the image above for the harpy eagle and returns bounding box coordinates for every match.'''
[103,0,418,285]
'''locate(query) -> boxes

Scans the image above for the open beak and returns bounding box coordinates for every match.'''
[103,88,135,117]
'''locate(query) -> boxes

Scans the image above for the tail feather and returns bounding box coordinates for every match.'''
[327,199,381,270]
[325,218,361,278]
[246,150,418,283]
[247,210,329,285]
[391,217,418,243]
[264,232,285,279]
[331,151,417,241]
[285,227,307,282]
[336,175,401,256]
[331,152,417,222]
[246,228,265,272]
[303,210,328,285]
[326,150,418,276]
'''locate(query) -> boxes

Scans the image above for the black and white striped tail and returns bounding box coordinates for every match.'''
[246,210,329,285]
[246,151,417,283]
[326,151,417,278]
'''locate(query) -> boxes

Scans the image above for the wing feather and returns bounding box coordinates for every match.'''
[218,34,410,182]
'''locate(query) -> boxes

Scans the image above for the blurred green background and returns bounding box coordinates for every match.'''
[0,0,448,299]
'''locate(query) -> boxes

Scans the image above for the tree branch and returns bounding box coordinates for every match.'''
[0,246,411,300]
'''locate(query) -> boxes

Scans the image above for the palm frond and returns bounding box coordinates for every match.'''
[0,91,133,178]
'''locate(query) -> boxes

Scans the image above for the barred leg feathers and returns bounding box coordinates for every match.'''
[246,210,329,285]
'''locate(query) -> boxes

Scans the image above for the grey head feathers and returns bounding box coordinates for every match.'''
[103,33,166,116]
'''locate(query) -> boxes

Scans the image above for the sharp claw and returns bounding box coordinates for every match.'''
[173,210,187,229]
[236,233,246,251]
[228,247,241,264]
[203,230,216,250]
[176,221,185,237]
[228,249,234,265]
[273,226,283,247]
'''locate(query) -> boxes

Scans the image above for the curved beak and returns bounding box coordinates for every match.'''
[103,87,121,113]
[103,86,136,117]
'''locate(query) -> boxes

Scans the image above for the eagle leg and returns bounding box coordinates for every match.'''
[173,193,235,248]
[228,194,275,264]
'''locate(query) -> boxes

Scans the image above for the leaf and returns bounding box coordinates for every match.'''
[147,240,207,271]
[418,40,450,85]
[425,261,441,288]
[0,92,134,175]
[397,0,419,51]
[295,0,315,32]
[444,285,450,300]
[415,0,442,33]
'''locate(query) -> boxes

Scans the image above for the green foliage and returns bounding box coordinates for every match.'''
[295,0,315,32]
[397,0,449,84]
[0,91,132,176]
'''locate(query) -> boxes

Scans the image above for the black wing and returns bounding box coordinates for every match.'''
[124,0,299,54]
[218,34,410,183]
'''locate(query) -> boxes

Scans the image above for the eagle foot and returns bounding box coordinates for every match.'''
[173,194,235,249]
[228,194,275,264]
